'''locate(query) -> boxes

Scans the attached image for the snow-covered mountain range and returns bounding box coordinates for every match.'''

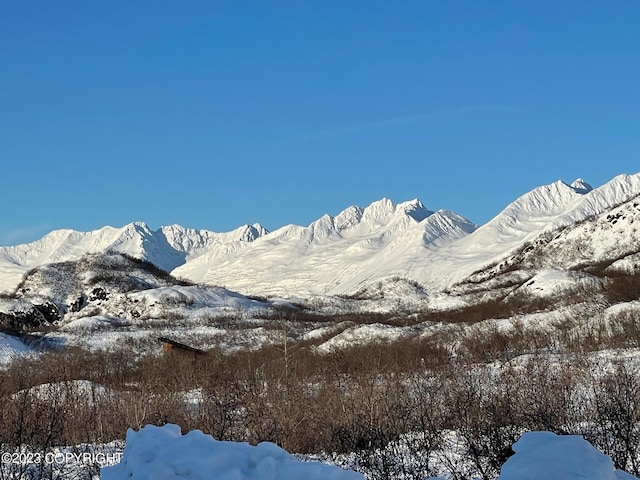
[2,173,640,298]
[0,222,268,295]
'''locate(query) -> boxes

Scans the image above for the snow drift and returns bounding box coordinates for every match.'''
[101,426,640,480]
[498,431,638,480]
[100,424,364,480]
[0,332,31,365]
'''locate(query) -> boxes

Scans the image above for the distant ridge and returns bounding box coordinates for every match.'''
[0,222,268,293]
[2,172,640,297]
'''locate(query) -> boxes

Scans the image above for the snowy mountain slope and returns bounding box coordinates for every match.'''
[459,191,640,291]
[173,173,640,296]
[0,332,33,365]
[410,179,593,289]
[0,222,268,293]
[403,173,640,292]
[172,199,477,296]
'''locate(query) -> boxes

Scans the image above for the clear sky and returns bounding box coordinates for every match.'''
[1,1,638,245]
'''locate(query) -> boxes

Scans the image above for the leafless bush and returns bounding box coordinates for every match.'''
[587,362,640,475]
[604,274,640,304]
[2,322,640,479]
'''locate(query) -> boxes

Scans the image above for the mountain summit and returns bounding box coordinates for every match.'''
[570,178,593,194]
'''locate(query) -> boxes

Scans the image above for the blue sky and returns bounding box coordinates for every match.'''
[1,1,638,245]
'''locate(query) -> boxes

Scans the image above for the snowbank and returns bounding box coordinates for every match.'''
[128,285,266,310]
[316,322,413,353]
[0,332,31,365]
[498,431,638,480]
[101,424,364,480]
[101,426,640,480]
[60,315,129,332]
[519,268,599,297]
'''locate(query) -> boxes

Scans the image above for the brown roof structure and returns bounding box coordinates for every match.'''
[158,337,206,356]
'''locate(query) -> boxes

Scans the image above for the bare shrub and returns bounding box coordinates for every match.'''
[605,274,640,304]
[588,362,640,475]
[2,312,640,480]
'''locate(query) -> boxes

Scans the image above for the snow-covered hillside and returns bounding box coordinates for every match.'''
[2,172,640,298]
[173,198,477,296]
[0,253,275,356]
[458,191,640,291]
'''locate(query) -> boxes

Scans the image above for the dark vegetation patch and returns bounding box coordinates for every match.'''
[117,253,195,287]
[0,303,58,334]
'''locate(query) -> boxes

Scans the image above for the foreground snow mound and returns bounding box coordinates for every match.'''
[101,424,364,480]
[498,431,638,480]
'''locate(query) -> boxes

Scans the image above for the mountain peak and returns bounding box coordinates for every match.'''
[252,223,269,236]
[122,221,153,235]
[570,178,593,194]
[360,198,396,226]
[360,197,431,223]
[396,198,432,222]
[233,224,269,242]
[334,205,364,232]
